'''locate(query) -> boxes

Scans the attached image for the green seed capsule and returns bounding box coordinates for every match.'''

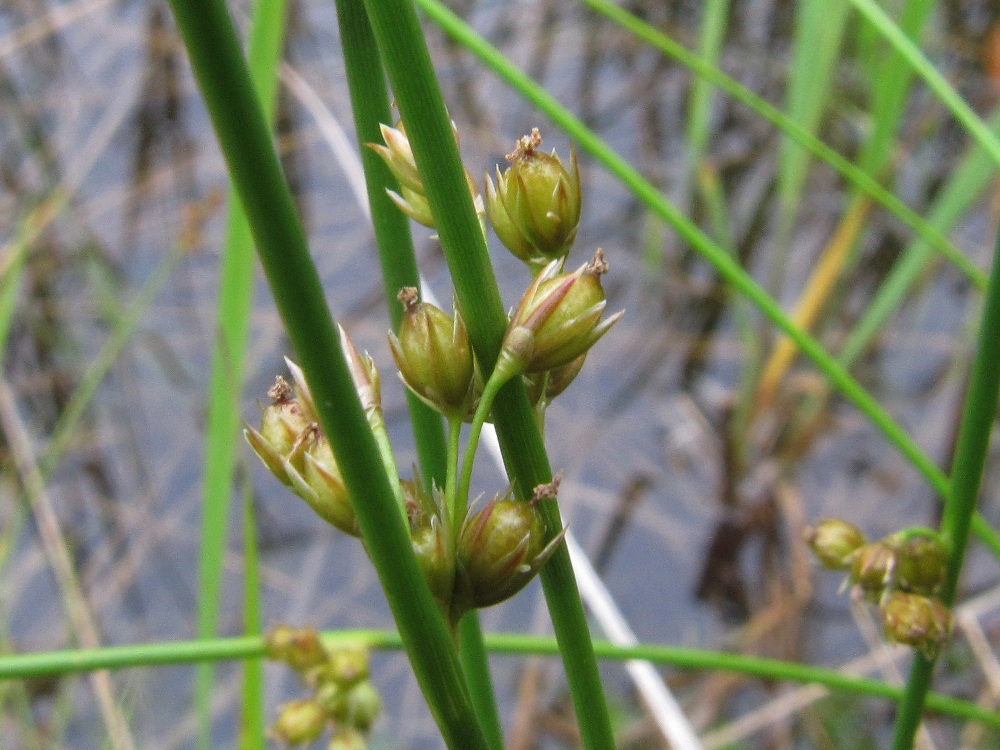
[804,518,866,570]
[486,128,581,268]
[272,699,326,745]
[500,250,623,378]
[882,591,952,658]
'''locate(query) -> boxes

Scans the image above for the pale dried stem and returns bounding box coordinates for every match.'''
[0,379,137,750]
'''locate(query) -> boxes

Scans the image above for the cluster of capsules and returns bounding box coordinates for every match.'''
[245,124,622,632]
[265,627,380,749]
[805,519,952,658]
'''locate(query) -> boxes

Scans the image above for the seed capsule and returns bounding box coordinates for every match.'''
[264,625,328,673]
[486,128,581,268]
[804,518,866,570]
[850,540,897,603]
[456,492,563,610]
[272,699,326,745]
[882,591,952,658]
[500,250,622,377]
[886,529,947,596]
[368,120,483,229]
[389,289,477,420]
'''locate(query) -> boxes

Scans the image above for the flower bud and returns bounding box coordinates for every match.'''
[456,492,563,610]
[804,518,866,570]
[850,540,897,603]
[286,435,360,537]
[389,289,477,420]
[368,121,483,229]
[500,250,622,377]
[486,128,581,268]
[264,625,329,673]
[881,592,952,658]
[272,699,326,745]
[885,529,947,596]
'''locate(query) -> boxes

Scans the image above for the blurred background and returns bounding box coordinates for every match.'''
[3,0,1000,747]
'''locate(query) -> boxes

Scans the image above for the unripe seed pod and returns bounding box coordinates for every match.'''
[342,680,381,731]
[850,541,897,603]
[323,644,369,688]
[486,128,581,268]
[292,436,359,537]
[272,699,326,745]
[264,625,328,673]
[246,377,313,485]
[411,517,454,608]
[500,250,623,377]
[368,120,482,230]
[389,289,476,420]
[523,354,587,407]
[804,518,866,570]
[882,591,952,658]
[886,529,947,595]
[457,495,560,609]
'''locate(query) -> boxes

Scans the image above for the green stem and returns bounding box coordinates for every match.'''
[892,229,1000,747]
[331,3,502,748]
[459,614,504,750]
[457,372,510,534]
[445,416,463,531]
[164,2,486,747]
[369,408,406,523]
[3,632,998,730]
[331,0,448,492]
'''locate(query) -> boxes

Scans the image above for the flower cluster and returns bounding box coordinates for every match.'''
[265,626,380,748]
[247,124,622,630]
[805,519,952,658]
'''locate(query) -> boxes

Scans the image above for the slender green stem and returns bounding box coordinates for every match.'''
[445,416,463,531]
[3,631,998,729]
[458,614,504,750]
[848,0,1000,171]
[332,2,502,747]
[164,2,487,747]
[457,373,509,533]
[332,0,448,492]
[892,229,1000,748]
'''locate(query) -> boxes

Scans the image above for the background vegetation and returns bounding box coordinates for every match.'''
[2,0,1000,747]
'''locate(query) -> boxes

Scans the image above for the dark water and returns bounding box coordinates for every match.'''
[3,0,1000,748]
